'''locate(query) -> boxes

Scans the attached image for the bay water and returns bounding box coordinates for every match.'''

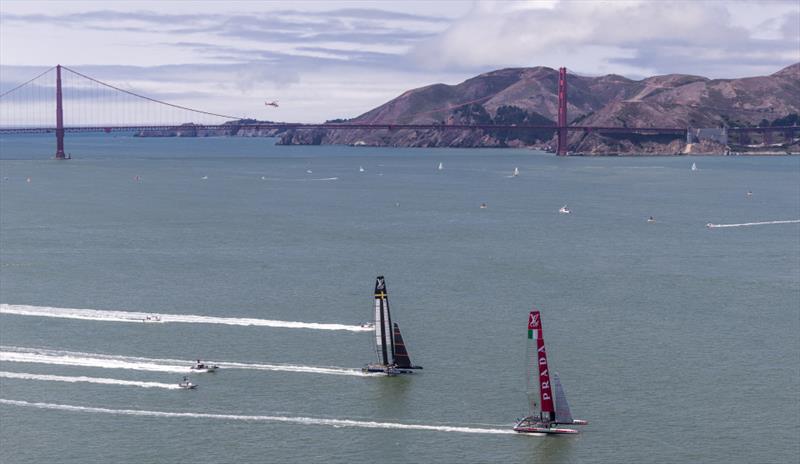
[1,134,798,463]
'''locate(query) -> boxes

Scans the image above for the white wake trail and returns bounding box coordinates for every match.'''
[0,346,374,377]
[0,371,181,390]
[0,304,371,332]
[706,219,800,228]
[0,399,514,435]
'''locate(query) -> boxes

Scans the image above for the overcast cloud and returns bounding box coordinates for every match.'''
[0,0,798,122]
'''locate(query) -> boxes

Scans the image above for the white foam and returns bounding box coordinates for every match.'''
[0,304,371,332]
[706,219,800,228]
[0,371,181,390]
[0,399,514,435]
[0,346,374,377]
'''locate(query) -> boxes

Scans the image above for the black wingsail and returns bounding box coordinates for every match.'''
[374,276,394,366]
[392,323,421,369]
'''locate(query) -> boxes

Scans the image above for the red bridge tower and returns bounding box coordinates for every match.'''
[55,64,66,160]
[557,67,568,156]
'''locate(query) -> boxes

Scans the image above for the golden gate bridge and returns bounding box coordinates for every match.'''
[0,65,795,157]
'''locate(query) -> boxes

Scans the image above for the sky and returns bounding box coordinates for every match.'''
[1,0,798,122]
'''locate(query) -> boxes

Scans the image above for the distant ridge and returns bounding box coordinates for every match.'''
[279,63,800,154]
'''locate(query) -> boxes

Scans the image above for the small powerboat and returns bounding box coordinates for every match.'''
[647,216,656,223]
[178,377,197,389]
[190,360,218,373]
[559,205,571,214]
[359,322,374,329]
[142,315,162,323]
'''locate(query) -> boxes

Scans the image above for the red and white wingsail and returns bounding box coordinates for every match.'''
[515,309,586,434]
[528,310,555,421]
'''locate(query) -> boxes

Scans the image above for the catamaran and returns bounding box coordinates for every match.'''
[363,276,423,376]
[514,310,587,435]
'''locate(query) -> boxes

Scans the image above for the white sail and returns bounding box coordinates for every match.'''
[691,162,697,171]
[553,372,574,424]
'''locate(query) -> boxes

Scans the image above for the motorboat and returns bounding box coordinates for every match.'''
[480,203,488,209]
[559,205,571,214]
[178,377,197,389]
[647,216,656,223]
[142,315,162,323]
[190,360,218,373]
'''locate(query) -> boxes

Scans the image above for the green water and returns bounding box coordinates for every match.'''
[1,134,798,463]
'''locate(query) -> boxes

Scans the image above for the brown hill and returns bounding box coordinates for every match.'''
[279,63,800,154]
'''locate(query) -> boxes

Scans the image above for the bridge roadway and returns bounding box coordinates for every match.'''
[0,123,795,136]
[0,122,689,135]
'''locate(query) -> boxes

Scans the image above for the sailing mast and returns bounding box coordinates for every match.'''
[364,276,422,375]
[528,310,555,422]
[374,276,394,366]
[514,309,585,434]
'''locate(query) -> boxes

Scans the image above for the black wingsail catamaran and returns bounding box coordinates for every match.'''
[514,310,587,435]
[363,276,422,376]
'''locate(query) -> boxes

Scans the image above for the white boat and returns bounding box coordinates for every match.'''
[559,205,571,214]
[480,203,488,209]
[363,276,423,376]
[359,166,365,173]
[200,176,208,180]
[513,310,587,435]
[142,315,162,323]
[647,216,656,223]
[437,162,443,171]
[190,360,218,373]
[178,377,197,390]
[691,162,698,171]
[512,167,519,177]
[306,169,313,174]
[746,191,752,198]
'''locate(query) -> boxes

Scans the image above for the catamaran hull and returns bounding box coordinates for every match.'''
[362,364,421,376]
[513,426,579,435]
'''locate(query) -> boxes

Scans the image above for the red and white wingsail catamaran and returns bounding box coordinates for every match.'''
[514,310,588,435]
[363,276,422,376]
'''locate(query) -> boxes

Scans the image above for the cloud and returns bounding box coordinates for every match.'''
[409,0,800,78]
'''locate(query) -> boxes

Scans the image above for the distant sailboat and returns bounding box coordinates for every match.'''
[363,276,422,376]
[512,167,519,177]
[559,205,571,214]
[514,310,587,435]
[359,166,365,173]
[691,162,698,171]
[437,162,443,171]
[200,176,208,180]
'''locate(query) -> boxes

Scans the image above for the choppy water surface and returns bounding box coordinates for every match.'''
[1,134,798,463]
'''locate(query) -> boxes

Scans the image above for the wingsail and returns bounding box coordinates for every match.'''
[364,276,421,375]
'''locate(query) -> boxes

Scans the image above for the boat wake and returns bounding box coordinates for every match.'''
[0,304,371,332]
[0,346,374,377]
[706,219,800,228]
[0,371,181,390]
[0,399,514,435]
